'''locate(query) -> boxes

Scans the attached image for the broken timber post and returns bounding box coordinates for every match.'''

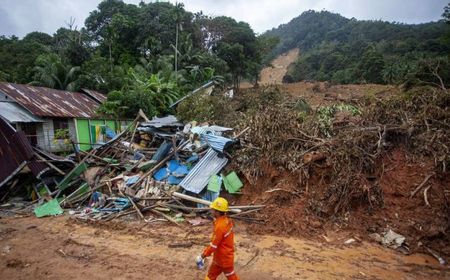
[172,192,241,214]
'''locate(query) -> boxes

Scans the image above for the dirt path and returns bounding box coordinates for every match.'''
[260,48,299,85]
[0,215,448,279]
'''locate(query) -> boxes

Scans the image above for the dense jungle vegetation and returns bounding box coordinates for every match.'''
[0,1,449,118]
[266,8,450,86]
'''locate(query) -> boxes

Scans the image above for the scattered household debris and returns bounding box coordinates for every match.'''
[1,110,262,226]
[369,229,409,254]
[0,116,75,199]
[1,84,449,260]
[424,246,447,265]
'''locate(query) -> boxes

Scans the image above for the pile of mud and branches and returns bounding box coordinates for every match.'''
[179,85,450,258]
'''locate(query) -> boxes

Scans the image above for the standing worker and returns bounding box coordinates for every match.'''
[197,197,239,280]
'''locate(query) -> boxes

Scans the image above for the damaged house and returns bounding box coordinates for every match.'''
[0,82,131,153]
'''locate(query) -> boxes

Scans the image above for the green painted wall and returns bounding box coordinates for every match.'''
[76,118,132,151]
[105,120,117,131]
[76,119,91,151]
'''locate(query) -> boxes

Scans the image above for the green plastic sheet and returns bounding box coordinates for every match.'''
[223,171,243,193]
[207,175,222,193]
[57,162,88,191]
[34,199,64,218]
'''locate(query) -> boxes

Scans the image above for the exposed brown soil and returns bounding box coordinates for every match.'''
[1,215,449,279]
[260,49,300,85]
[3,50,449,279]
[233,147,450,260]
[232,51,450,262]
[280,81,399,107]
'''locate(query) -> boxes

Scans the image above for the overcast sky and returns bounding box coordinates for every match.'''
[0,0,448,37]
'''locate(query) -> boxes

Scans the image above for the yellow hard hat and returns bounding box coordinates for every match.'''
[210,197,229,212]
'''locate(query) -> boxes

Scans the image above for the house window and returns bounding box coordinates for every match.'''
[21,123,38,146]
[53,119,69,139]
[54,119,69,130]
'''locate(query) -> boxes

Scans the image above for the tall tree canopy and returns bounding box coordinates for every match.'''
[267,9,450,86]
[1,1,448,117]
[0,0,269,119]
[197,16,258,88]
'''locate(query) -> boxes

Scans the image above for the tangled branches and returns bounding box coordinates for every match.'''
[231,86,449,217]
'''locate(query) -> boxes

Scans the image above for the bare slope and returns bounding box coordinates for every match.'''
[259,48,299,85]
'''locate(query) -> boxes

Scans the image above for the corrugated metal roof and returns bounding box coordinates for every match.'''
[202,134,235,153]
[140,115,183,128]
[81,88,107,103]
[0,102,43,123]
[190,125,233,137]
[0,116,48,187]
[179,148,228,194]
[0,82,101,118]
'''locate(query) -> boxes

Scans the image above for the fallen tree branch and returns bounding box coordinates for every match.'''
[423,185,433,207]
[234,127,250,139]
[230,208,262,218]
[265,188,301,197]
[243,249,260,267]
[410,173,435,198]
[297,129,326,143]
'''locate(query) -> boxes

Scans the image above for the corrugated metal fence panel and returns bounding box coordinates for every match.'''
[0,117,48,187]
[179,149,228,194]
[27,160,50,178]
[14,130,49,177]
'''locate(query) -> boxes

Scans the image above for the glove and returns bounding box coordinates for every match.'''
[195,255,205,270]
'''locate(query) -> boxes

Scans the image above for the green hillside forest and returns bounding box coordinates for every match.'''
[266,9,450,87]
[0,1,449,118]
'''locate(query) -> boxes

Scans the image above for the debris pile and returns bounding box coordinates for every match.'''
[17,110,263,224]
[0,116,75,204]
[240,86,448,258]
[1,84,448,261]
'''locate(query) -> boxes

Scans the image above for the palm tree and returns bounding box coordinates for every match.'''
[30,53,81,91]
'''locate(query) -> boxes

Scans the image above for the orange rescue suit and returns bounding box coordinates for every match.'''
[202,215,237,276]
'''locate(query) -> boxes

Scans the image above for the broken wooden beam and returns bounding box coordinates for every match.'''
[171,192,242,214]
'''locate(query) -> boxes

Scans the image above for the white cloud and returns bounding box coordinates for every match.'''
[178,0,447,32]
[0,0,99,37]
[0,0,447,37]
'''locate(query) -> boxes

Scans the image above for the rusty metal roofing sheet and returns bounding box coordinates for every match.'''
[0,101,43,123]
[81,88,107,103]
[0,116,48,187]
[0,82,101,118]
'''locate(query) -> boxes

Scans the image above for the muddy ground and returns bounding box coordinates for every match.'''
[0,215,448,280]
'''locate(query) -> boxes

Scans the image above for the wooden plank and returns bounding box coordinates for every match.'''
[171,192,241,214]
